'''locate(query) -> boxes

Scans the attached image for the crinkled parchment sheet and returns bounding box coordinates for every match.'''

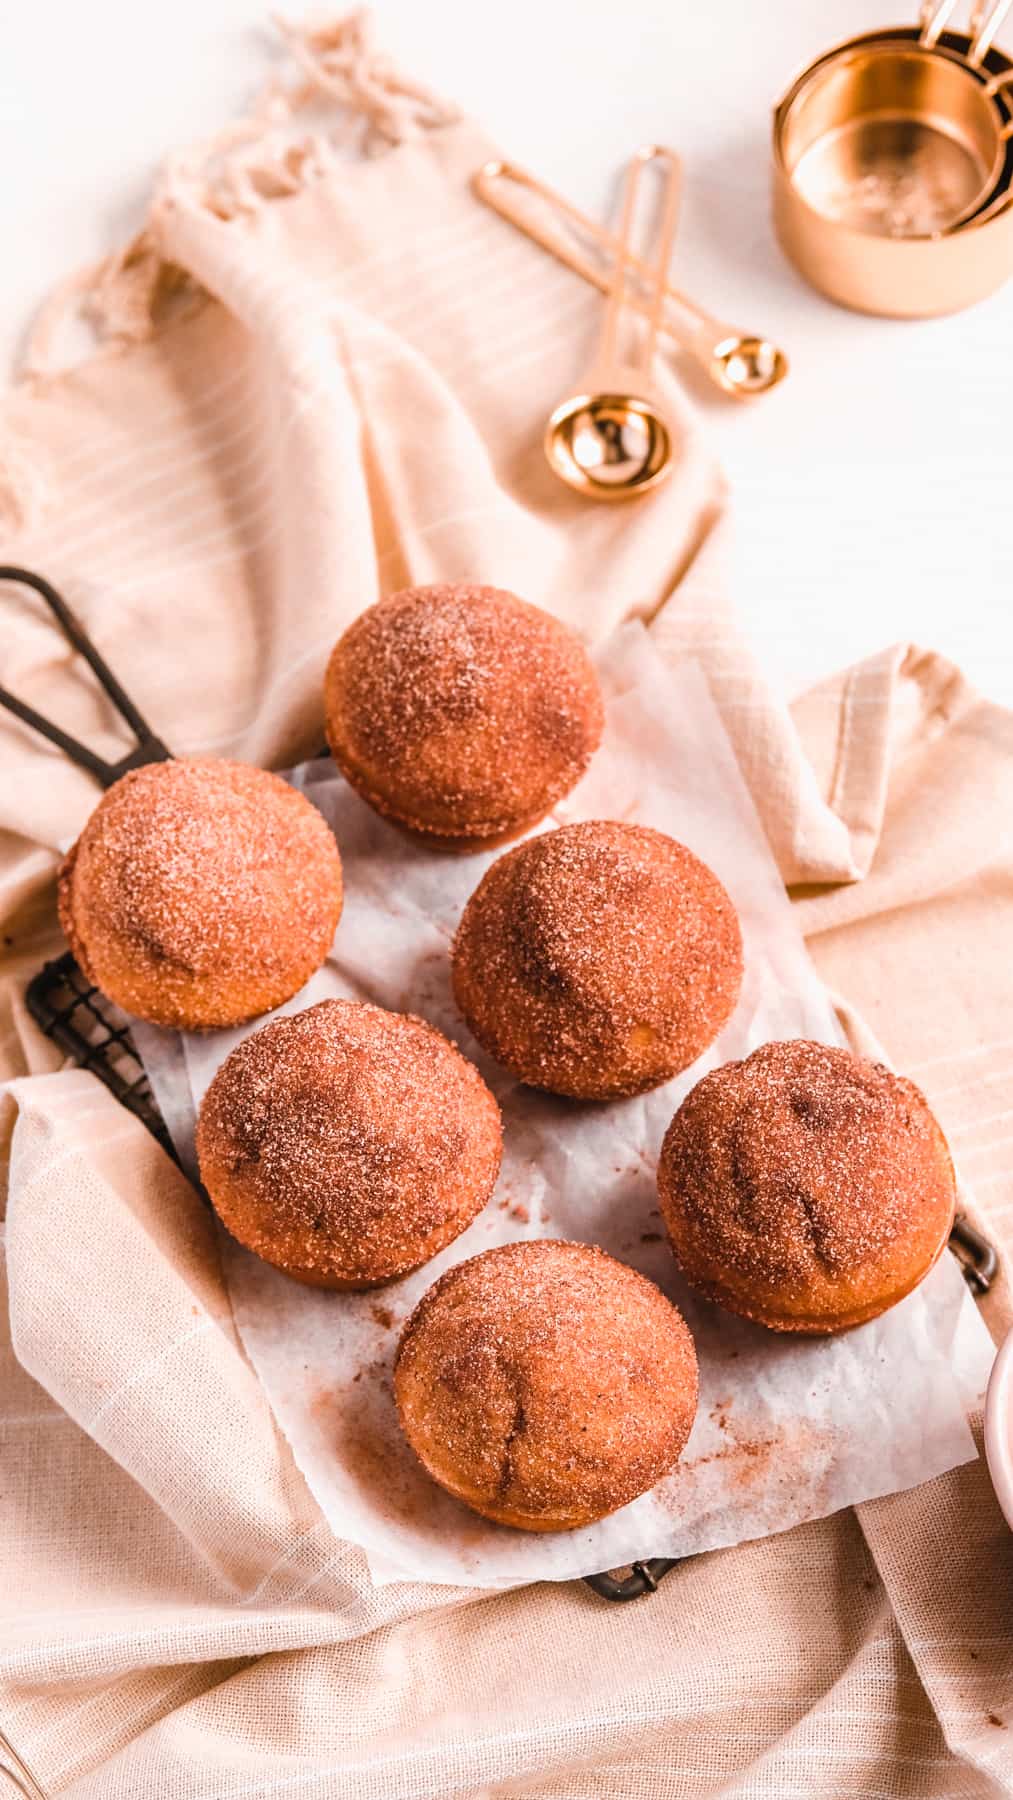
[136,625,992,1588]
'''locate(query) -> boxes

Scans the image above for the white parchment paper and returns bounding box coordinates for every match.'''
[135,625,994,1588]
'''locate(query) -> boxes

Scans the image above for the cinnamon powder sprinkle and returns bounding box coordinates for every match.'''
[58,758,343,1029]
[394,1239,698,1531]
[196,999,502,1288]
[452,820,742,1100]
[657,1039,956,1333]
[324,583,603,842]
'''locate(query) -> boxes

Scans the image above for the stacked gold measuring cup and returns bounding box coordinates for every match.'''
[773,0,1013,314]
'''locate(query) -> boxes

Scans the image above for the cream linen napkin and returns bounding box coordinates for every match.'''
[2,15,1013,1797]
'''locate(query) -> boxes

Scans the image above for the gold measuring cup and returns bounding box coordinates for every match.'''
[474,161,787,401]
[773,0,1013,315]
[542,145,681,500]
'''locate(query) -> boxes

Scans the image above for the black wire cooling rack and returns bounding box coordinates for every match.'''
[7,564,1002,1607]
[25,950,179,1166]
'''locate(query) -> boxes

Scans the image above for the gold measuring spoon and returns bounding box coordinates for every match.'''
[474,158,788,401]
[542,145,681,500]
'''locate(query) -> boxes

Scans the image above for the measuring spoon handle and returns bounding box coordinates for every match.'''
[473,159,784,398]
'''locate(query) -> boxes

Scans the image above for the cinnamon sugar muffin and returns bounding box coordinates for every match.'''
[324,583,603,846]
[58,758,343,1030]
[196,999,502,1290]
[657,1039,956,1333]
[452,821,743,1099]
[394,1240,698,1530]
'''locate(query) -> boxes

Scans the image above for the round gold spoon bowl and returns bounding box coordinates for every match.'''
[707,334,789,397]
[544,393,673,500]
[541,145,682,502]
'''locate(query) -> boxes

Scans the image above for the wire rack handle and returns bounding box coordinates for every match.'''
[0,566,171,787]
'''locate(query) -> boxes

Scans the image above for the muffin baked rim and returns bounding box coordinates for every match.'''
[656,1039,959,1333]
[323,581,604,843]
[393,1238,700,1529]
[450,818,745,1101]
[56,755,344,1031]
[195,996,504,1290]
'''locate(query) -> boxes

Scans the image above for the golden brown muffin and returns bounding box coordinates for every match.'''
[58,758,342,1030]
[196,999,502,1289]
[324,583,604,846]
[657,1039,957,1334]
[451,821,743,1100]
[394,1240,698,1531]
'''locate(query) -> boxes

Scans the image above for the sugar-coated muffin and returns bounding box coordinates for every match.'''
[394,1240,698,1530]
[196,999,502,1289]
[451,820,743,1099]
[58,758,343,1030]
[657,1039,957,1333]
[324,583,603,846]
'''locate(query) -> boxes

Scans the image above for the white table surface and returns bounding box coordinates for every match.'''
[4,0,1013,704]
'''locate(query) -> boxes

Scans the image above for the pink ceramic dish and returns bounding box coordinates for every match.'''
[985,1328,1013,1529]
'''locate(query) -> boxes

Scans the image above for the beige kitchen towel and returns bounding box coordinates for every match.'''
[2,14,1013,1797]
